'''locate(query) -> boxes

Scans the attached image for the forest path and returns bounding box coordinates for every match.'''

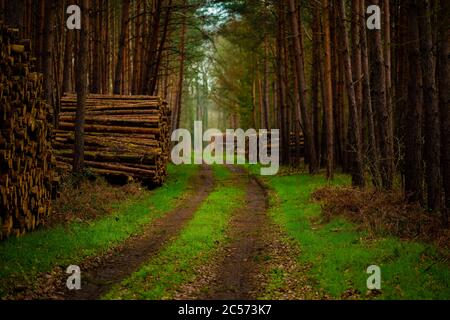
[58,165,215,300]
[175,166,272,299]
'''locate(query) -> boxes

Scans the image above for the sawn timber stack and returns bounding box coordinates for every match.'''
[0,25,55,239]
[55,94,171,186]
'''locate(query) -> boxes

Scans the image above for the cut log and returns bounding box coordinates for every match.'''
[0,24,56,240]
[55,93,171,186]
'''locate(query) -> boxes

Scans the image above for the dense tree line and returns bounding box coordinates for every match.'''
[212,0,449,224]
[0,0,206,171]
[0,0,448,223]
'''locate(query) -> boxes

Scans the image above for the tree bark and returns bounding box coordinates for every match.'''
[360,0,380,186]
[288,0,318,173]
[337,0,365,187]
[323,0,334,179]
[172,0,187,132]
[312,3,322,165]
[418,0,441,212]
[113,0,130,94]
[62,30,73,94]
[369,0,394,189]
[73,0,90,173]
[404,0,424,203]
[42,0,55,119]
[148,0,173,96]
[91,0,101,93]
[263,36,270,130]
[438,0,450,223]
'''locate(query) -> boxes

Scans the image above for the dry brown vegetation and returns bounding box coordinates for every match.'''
[312,186,450,250]
[47,176,145,228]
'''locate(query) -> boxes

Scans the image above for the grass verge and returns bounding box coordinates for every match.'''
[0,164,198,296]
[261,170,450,300]
[104,165,245,300]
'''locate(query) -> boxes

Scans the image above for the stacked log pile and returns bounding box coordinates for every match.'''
[289,132,305,157]
[0,25,55,239]
[55,94,171,185]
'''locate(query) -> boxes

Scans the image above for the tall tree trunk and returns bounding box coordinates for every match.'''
[263,36,270,130]
[439,0,450,224]
[369,0,394,190]
[148,0,173,95]
[132,0,143,94]
[288,21,304,164]
[404,0,424,203]
[276,1,288,165]
[312,4,322,164]
[349,0,363,178]
[337,0,365,187]
[383,0,393,140]
[103,0,110,92]
[419,0,441,212]
[323,0,334,179]
[351,0,363,136]
[73,0,89,173]
[257,67,264,130]
[173,0,187,132]
[141,0,162,94]
[91,0,101,93]
[288,0,318,173]
[62,30,73,94]
[252,77,257,129]
[369,0,394,189]
[360,0,380,186]
[332,0,346,170]
[42,0,55,120]
[113,0,130,94]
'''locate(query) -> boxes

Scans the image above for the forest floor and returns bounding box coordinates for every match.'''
[0,165,449,300]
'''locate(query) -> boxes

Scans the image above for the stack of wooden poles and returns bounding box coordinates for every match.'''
[54,94,171,186]
[0,24,55,239]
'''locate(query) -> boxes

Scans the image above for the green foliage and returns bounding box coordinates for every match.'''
[264,172,450,300]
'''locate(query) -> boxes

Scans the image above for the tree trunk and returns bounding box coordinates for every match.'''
[360,0,380,186]
[349,0,363,178]
[438,0,449,223]
[404,0,424,203]
[323,0,334,179]
[288,0,318,173]
[91,0,101,93]
[42,0,55,119]
[113,0,130,94]
[263,36,270,130]
[383,0,393,141]
[276,1,288,165]
[62,30,73,94]
[73,0,90,173]
[337,0,365,187]
[418,0,441,212]
[172,0,187,132]
[369,0,394,189]
[148,0,173,96]
[312,3,322,165]
[141,0,162,94]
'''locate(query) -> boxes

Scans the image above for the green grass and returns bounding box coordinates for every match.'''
[0,164,198,296]
[104,165,245,300]
[261,172,450,300]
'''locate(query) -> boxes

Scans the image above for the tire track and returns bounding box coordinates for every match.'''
[8,165,214,300]
[64,165,214,300]
[198,166,270,299]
